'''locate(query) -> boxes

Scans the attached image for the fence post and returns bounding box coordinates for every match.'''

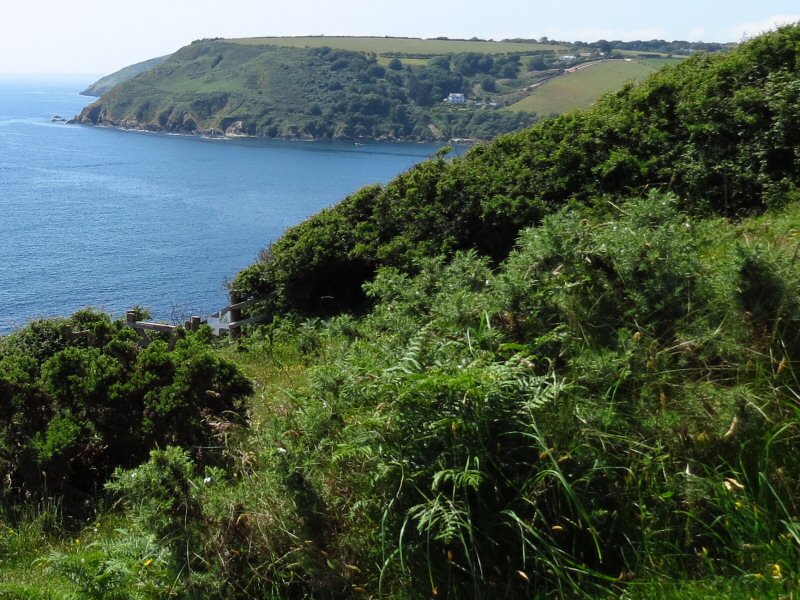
[126,310,137,325]
[229,291,242,339]
[190,316,201,331]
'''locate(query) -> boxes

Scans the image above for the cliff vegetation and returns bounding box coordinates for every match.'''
[75,35,726,142]
[75,39,540,141]
[80,55,170,97]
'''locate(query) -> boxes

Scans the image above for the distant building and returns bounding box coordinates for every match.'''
[444,93,466,105]
[560,55,576,61]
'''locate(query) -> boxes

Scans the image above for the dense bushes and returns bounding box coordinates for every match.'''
[9,202,796,593]
[126,196,787,597]
[235,24,800,319]
[67,194,798,598]
[5,25,800,600]
[0,310,251,501]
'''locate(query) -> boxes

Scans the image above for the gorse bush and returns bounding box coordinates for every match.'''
[0,310,251,502]
[497,194,715,344]
[100,447,225,597]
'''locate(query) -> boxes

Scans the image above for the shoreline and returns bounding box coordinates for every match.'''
[67,118,481,146]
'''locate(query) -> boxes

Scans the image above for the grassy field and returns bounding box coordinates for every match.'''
[618,49,677,58]
[375,56,430,67]
[639,57,687,68]
[227,35,568,55]
[508,58,681,115]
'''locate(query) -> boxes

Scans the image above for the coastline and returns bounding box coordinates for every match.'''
[67,119,480,145]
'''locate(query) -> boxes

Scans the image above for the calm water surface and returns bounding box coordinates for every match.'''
[0,77,444,333]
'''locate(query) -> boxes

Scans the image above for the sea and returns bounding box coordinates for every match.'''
[0,76,446,334]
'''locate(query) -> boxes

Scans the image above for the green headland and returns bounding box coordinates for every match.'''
[80,55,170,97]
[74,35,721,142]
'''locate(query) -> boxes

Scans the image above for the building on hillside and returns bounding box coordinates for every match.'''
[444,93,466,105]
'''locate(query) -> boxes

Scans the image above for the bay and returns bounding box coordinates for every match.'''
[0,77,445,334]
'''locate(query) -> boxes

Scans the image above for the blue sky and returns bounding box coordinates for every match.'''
[1,0,798,74]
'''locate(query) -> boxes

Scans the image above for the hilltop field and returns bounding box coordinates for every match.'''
[508,58,672,114]
[226,38,685,116]
[5,26,800,600]
[75,35,711,141]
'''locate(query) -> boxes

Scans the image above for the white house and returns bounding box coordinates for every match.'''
[444,93,466,105]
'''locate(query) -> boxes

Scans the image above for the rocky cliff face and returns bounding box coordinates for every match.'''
[72,103,228,137]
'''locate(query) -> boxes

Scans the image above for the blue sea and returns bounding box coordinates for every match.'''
[0,76,445,334]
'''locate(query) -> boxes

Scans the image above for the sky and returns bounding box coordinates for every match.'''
[1,1,798,75]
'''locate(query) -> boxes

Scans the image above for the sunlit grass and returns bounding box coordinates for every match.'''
[508,60,663,115]
[217,338,311,429]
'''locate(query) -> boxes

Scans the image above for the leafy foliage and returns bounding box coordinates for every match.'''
[207,194,800,597]
[0,310,251,502]
[6,25,800,600]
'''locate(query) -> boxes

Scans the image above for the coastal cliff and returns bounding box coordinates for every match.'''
[73,38,543,141]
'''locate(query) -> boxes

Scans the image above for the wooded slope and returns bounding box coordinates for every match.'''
[234,25,800,315]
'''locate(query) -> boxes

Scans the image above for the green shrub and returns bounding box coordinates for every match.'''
[0,311,252,503]
[105,447,206,561]
[224,193,800,597]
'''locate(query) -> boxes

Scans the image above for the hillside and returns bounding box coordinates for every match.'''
[4,26,800,600]
[79,55,170,96]
[73,36,717,142]
[232,25,800,316]
[73,38,542,141]
[508,58,673,115]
